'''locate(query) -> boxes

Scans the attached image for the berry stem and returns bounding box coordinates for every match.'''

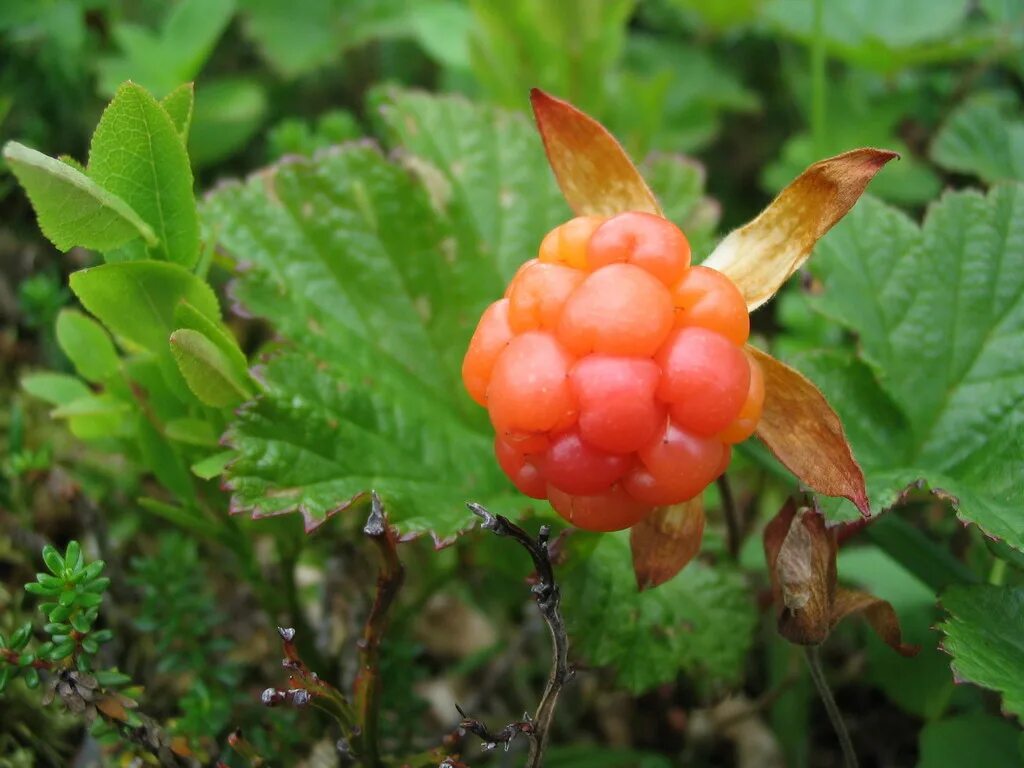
[717,473,742,558]
[463,503,572,767]
[804,646,858,768]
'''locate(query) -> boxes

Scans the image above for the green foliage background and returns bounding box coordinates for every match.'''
[1,0,1022,766]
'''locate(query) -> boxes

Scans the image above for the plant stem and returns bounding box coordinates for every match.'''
[811,0,827,157]
[353,493,405,768]
[464,503,572,768]
[804,646,857,768]
[716,474,741,558]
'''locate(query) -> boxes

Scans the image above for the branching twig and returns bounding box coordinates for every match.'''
[461,503,572,768]
[353,492,406,768]
[804,646,857,768]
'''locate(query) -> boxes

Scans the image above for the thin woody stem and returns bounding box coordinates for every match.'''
[464,503,571,768]
[804,646,857,768]
[353,492,405,768]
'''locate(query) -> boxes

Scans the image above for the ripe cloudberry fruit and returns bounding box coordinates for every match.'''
[462,212,763,532]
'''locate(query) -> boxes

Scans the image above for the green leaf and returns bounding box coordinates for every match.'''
[88,83,199,268]
[207,92,580,540]
[370,87,569,285]
[189,77,268,166]
[799,188,1024,548]
[41,545,64,575]
[931,92,1024,184]
[172,300,249,384]
[97,0,234,98]
[64,541,81,571]
[136,415,195,503]
[764,0,993,71]
[918,713,1023,768]
[2,141,157,252]
[55,309,120,382]
[238,0,411,78]
[191,450,236,480]
[169,328,253,407]
[562,533,757,692]
[161,83,195,139]
[70,261,220,357]
[939,585,1024,721]
[165,417,220,447]
[21,373,91,406]
[51,394,134,441]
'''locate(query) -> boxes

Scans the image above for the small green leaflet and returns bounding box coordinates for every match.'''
[2,142,156,253]
[88,83,200,268]
[931,92,1024,184]
[796,187,1024,550]
[939,585,1024,722]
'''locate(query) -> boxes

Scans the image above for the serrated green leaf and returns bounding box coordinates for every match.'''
[939,585,1024,721]
[70,261,220,356]
[801,188,1024,548]
[562,533,757,692]
[21,373,91,407]
[917,713,1022,768]
[2,141,157,252]
[55,309,120,382]
[88,83,199,267]
[931,92,1024,184]
[170,329,253,407]
[161,83,195,138]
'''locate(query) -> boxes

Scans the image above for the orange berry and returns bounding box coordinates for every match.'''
[569,355,664,454]
[624,421,726,505]
[504,259,539,298]
[717,353,765,444]
[670,265,749,345]
[507,262,586,332]
[495,438,547,499]
[487,331,577,436]
[557,263,673,357]
[655,327,750,436]
[538,216,606,270]
[462,299,513,406]
[547,483,653,532]
[587,211,691,286]
[541,428,632,495]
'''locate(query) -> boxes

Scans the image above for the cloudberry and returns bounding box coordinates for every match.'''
[461,213,763,532]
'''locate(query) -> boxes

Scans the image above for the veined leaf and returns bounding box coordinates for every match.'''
[55,309,120,383]
[3,141,156,253]
[939,585,1024,721]
[801,188,1024,548]
[88,83,199,268]
[170,329,253,408]
[161,83,195,139]
[563,532,756,692]
[931,92,1024,184]
[70,261,221,357]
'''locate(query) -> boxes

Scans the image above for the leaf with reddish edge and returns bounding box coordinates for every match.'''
[530,88,662,218]
[763,498,836,645]
[705,148,898,311]
[629,499,705,590]
[749,346,870,515]
[831,588,919,657]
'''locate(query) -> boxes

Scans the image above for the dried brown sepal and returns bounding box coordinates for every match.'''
[763,499,837,645]
[530,88,662,217]
[95,693,130,723]
[630,499,705,590]
[749,346,870,515]
[704,148,898,311]
[831,588,920,657]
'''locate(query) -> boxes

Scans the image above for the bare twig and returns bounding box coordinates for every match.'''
[716,473,741,558]
[353,492,406,768]
[462,503,572,768]
[804,646,857,768]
